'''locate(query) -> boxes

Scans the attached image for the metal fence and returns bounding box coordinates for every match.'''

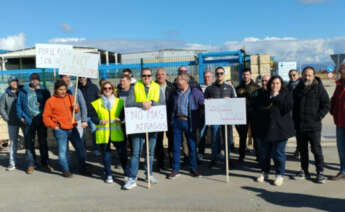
[0,51,245,94]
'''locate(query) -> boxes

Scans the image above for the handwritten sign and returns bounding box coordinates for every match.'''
[124,105,168,134]
[205,98,247,125]
[59,50,99,79]
[35,44,73,68]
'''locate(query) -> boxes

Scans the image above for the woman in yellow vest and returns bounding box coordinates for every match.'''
[124,68,164,190]
[89,81,128,184]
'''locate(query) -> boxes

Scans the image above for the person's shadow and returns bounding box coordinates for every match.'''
[242,186,345,212]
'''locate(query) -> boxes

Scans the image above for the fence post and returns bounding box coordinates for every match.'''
[140,58,144,71]
[42,68,46,88]
[198,54,204,84]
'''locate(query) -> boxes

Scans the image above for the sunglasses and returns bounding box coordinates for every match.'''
[103,87,113,90]
[215,72,224,76]
[142,75,152,78]
[289,74,296,77]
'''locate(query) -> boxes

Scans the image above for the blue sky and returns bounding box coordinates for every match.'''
[0,0,344,63]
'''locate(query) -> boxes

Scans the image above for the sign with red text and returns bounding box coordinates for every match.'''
[35,44,73,68]
[124,105,168,134]
[205,98,246,125]
[59,50,99,79]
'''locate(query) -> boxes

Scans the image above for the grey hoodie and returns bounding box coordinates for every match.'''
[0,87,21,125]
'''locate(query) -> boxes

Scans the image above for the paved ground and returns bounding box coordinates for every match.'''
[0,145,344,212]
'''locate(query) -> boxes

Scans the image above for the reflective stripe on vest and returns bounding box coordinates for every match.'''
[91,98,124,144]
[133,80,160,103]
[96,126,122,131]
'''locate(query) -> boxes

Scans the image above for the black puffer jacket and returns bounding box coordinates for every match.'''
[204,82,236,99]
[293,77,330,132]
[251,89,295,142]
[78,79,99,116]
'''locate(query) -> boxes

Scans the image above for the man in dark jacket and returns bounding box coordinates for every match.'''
[0,76,23,170]
[174,66,202,91]
[154,68,176,170]
[16,73,52,174]
[205,67,236,168]
[235,68,259,162]
[78,77,100,155]
[168,72,204,179]
[293,66,330,183]
[287,69,301,158]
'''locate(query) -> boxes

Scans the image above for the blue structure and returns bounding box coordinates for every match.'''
[0,50,246,87]
[197,50,245,84]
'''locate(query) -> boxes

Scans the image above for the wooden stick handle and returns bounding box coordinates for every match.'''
[146,132,151,189]
[225,125,229,183]
[72,76,79,124]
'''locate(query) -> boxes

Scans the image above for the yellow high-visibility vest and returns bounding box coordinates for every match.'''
[133,80,160,103]
[91,97,124,144]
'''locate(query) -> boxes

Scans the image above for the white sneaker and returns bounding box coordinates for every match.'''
[6,165,15,171]
[105,175,113,184]
[146,175,158,184]
[256,173,269,183]
[274,175,284,186]
[123,178,137,190]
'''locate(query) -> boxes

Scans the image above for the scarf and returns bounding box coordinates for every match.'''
[101,94,115,110]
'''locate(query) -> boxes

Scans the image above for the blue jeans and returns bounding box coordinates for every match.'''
[172,119,197,172]
[261,140,287,176]
[100,141,129,177]
[128,133,157,179]
[211,125,233,160]
[8,125,24,167]
[336,127,345,174]
[54,128,86,172]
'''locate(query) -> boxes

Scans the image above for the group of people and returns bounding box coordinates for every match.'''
[1,63,345,190]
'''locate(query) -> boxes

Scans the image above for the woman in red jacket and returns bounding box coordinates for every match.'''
[330,64,345,180]
[43,80,89,178]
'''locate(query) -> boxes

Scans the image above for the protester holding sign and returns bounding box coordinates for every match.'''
[124,68,164,190]
[89,81,129,184]
[204,67,236,168]
[43,80,91,178]
[16,73,52,174]
[168,72,204,179]
[60,75,88,145]
[251,76,294,186]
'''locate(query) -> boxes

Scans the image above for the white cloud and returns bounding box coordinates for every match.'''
[0,33,25,50]
[48,36,345,63]
[60,23,73,33]
[49,37,86,43]
[298,0,325,4]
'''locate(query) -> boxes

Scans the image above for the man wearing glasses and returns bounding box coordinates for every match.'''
[287,69,301,158]
[287,69,300,91]
[204,67,236,168]
[124,68,164,190]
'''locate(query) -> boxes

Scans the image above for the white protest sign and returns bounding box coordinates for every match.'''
[278,61,297,82]
[205,98,246,125]
[124,105,168,135]
[35,44,73,68]
[59,50,99,79]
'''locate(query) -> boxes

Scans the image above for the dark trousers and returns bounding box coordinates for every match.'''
[23,115,49,167]
[236,125,248,159]
[155,127,173,168]
[100,141,128,177]
[297,131,324,174]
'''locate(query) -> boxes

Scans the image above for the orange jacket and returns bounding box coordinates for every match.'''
[43,94,80,130]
